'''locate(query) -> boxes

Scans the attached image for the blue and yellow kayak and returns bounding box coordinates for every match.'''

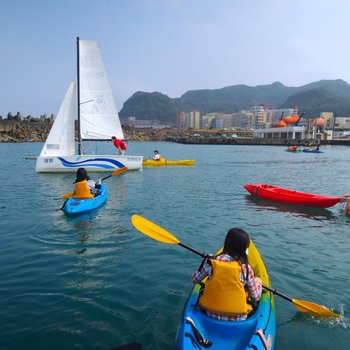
[63,183,107,215]
[175,240,276,350]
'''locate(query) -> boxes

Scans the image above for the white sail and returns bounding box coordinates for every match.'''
[36,38,143,173]
[79,40,124,140]
[39,81,76,156]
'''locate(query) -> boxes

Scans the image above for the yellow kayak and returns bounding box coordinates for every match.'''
[142,159,195,166]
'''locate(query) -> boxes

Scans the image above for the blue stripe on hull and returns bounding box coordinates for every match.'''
[58,157,125,169]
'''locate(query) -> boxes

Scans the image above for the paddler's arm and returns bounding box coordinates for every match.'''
[244,264,262,302]
[192,257,212,284]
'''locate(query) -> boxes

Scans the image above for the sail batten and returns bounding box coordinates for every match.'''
[79,40,124,140]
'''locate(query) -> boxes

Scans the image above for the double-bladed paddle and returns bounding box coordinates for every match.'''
[62,166,128,199]
[131,214,339,318]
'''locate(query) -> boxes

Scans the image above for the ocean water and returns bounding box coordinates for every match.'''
[0,141,349,350]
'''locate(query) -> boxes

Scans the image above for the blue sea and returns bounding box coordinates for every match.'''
[0,141,349,350]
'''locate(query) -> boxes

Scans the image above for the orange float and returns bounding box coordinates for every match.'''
[275,120,286,127]
[314,117,325,126]
[282,114,300,124]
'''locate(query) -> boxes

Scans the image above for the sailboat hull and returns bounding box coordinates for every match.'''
[36,155,143,172]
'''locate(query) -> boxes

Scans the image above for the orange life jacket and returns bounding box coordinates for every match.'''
[199,260,252,315]
[73,180,94,199]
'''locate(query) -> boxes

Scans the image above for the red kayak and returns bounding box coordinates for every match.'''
[244,184,342,208]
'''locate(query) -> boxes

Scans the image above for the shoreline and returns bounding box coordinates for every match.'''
[0,119,349,146]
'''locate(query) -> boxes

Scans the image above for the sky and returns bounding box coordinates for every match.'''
[1,0,350,117]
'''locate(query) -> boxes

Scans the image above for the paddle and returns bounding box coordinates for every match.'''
[131,214,339,318]
[62,167,128,199]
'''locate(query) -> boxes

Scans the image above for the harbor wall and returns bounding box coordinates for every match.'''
[0,120,349,145]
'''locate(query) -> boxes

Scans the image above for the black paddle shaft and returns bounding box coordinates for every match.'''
[179,242,206,258]
[262,285,293,302]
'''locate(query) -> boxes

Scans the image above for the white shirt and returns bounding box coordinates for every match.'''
[87,180,96,190]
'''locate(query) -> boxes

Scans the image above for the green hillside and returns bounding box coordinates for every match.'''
[280,87,350,116]
[119,79,350,125]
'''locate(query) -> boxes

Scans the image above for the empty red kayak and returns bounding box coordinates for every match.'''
[244,184,341,208]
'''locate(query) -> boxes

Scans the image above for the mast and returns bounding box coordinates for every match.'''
[76,36,82,155]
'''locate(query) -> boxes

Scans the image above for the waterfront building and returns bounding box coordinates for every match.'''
[249,105,266,128]
[177,112,186,128]
[201,114,216,129]
[177,111,200,128]
[121,116,169,128]
[254,126,306,140]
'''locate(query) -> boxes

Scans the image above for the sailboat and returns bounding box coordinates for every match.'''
[36,37,143,172]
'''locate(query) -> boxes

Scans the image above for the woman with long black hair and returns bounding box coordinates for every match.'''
[192,228,262,321]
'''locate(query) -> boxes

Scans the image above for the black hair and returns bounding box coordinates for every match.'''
[74,167,90,183]
[222,228,250,262]
[154,150,159,153]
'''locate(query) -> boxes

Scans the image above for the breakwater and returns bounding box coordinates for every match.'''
[1,119,349,145]
[167,136,350,146]
[0,120,189,142]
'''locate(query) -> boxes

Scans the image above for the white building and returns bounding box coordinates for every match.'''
[254,126,306,140]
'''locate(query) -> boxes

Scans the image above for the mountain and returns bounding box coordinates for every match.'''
[120,91,179,125]
[280,87,350,116]
[119,79,350,125]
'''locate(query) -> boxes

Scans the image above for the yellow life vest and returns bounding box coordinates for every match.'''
[73,180,94,199]
[199,260,252,315]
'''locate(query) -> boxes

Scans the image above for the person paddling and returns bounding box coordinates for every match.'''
[72,168,101,199]
[153,150,162,161]
[192,228,262,321]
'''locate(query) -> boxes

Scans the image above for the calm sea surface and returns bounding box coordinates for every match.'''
[0,141,349,350]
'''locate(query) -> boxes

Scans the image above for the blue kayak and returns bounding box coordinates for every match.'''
[63,182,107,215]
[175,240,276,350]
[302,149,324,153]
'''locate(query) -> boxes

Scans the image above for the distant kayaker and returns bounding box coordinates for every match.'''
[192,228,262,321]
[111,136,127,155]
[72,168,101,199]
[293,145,298,151]
[153,150,162,161]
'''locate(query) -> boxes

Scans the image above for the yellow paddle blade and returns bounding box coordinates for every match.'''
[112,166,128,176]
[293,299,339,317]
[63,191,74,199]
[131,215,180,244]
